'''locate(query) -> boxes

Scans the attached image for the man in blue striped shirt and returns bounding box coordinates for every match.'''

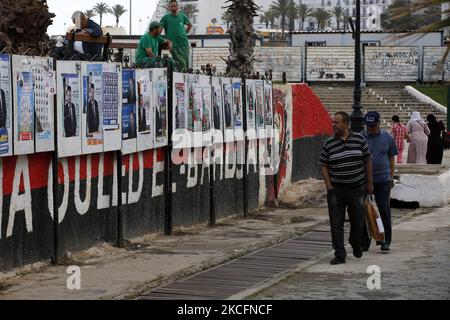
[320,112,373,265]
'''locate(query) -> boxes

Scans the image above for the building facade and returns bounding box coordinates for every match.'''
[152,0,394,34]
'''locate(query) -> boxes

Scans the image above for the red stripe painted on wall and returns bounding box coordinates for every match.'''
[291,84,333,139]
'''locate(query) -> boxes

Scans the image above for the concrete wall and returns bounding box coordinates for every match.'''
[364,47,419,82]
[422,47,450,82]
[306,47,354,82]
[0,82,333,272]
[192,47,302,81]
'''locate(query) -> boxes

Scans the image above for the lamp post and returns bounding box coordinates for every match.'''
[350,0,364,133]
[129,0,132,35]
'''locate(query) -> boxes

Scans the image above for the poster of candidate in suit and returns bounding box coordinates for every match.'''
[57,61,82,158]
[211,77,224,144]
[152,68,168,148]
[255,80,265,138]
[121,69,137,155]
[82,63,103,154]
[264,80,274,138]
[245,79,257,141]
[232,79,244,141]
[0,54,12,157]
[136,69,153,152]
[222,78,234,142]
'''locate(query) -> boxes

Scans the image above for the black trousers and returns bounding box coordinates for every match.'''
[327,185,366,260]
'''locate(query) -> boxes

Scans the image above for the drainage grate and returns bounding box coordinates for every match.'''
[137,231,333,300]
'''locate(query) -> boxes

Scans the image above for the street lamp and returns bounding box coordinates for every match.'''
[349,0,364,133]
[129,0,132,35]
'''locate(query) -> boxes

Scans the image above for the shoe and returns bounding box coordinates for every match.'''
[376,241,382,246]
[330,258,346,265]
[353,246,363,258]
[381,244,390,252]
[361,245,370,252]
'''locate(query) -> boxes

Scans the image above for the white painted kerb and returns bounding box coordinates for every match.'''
[392,170,450,207]
[405,86,447,114]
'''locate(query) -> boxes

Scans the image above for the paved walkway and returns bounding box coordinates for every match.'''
[250,207,450,300]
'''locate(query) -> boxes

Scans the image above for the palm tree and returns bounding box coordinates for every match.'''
[310,8,332,30]
[221,10,231,28]
[84,9,96,19]
[225,0,260,77]
[332,6,345,30]
[297,4,312,31]
[287,0,298,32]
[93,2,110,27]
[182,4,198,21]
[269,0,290,38]
[109,4,127,28]
[260,12,270,29]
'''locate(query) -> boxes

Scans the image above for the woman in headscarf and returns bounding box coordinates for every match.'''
[426,114,446,164]
[407,112,430,164]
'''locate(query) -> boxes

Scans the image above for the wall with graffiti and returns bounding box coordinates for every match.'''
[0,83,332,272]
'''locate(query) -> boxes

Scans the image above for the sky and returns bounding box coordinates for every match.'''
[46,0,159,36]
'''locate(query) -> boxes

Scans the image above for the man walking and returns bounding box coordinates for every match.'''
[160,0,192,71]
[361,112,398,253]
[320,112,373,265]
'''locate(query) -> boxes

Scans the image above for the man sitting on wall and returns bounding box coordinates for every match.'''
[135,21,174,68]
[53,11,104,61]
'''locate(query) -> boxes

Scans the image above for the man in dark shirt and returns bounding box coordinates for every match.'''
[320,111,374,265]
[72,11,104,60]
[87,83,100,134]
[63,85,77,137]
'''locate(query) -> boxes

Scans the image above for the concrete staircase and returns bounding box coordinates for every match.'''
[310,84,447,130]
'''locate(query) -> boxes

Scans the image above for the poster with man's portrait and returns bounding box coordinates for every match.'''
[172,72,189,149]
[82,63,103,154]
[199,75,212,146]
[211,77,224,144]
[136,68,154,152]
[0,54,12,157]
[255,80,265,139]
[121,69,137,155]
[57,60,82,158]
[152,68,168,148]
[245,79,257,141]
[102,62,122,152]
[232,78,244,141]
[264,80,274,138]
[222,78,234,143]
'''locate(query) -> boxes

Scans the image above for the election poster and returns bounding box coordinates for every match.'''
[152,68,168,148]
[222,78,234,143]
[245,79,257,140]
[136,69,153,152]
[211,77,224,144]
[199,75,212,146]
[255,80,265,138]
[172,72,188,149]
[102,63,122,152]
[82,63,103,154]
[232,78,244,141]
[121,69,137,155]
[0,54,12,157]
[57,61,82,158]
[264,80,274,138]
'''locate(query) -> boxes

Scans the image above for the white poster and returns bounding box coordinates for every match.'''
[121,68,138,155]
[255,80,265,139]
[12,55,55,155]
[136,69,154,152]
[264,80,274,138]
[173,72,188,149]
[232,78,244,141]
[152,68,168,148]
[0,54,13,157]
[102,62,122,152]
[187,74,202,147]
[57,61,82,158]
[199,75,212,147]
[82,62,103,154]
[222,78,234,143]
[211,77,224,145]
[245,79,257,141]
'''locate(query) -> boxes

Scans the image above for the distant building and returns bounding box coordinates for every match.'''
[151,0,394,34]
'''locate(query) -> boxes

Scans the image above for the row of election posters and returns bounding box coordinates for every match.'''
[57,62,168,157]
[172,73,273,149]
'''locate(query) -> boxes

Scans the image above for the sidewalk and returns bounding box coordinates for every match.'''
[0,180,330,300]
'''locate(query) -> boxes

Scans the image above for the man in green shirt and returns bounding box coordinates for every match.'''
[160,0,193,72]
[135,21,173,68]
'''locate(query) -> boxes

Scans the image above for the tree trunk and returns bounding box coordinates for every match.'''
[225,0,258,77]
[281,15,286,38]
